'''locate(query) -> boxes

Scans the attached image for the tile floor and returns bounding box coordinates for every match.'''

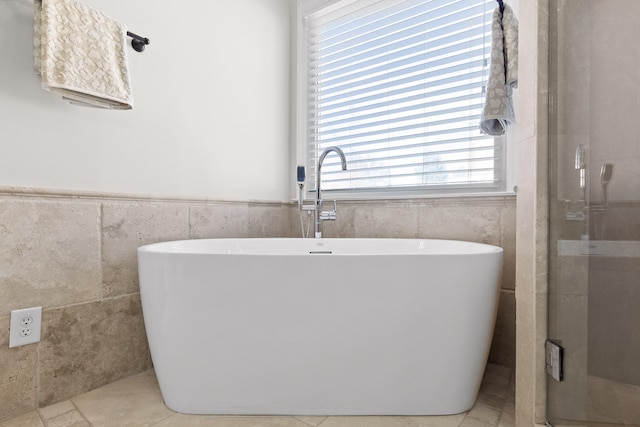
[1,364,514,427]
[586,376,640,426]
[538,374,640,427]
[548,375,640,427]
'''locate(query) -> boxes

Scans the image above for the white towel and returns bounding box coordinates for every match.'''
[34,0,133,109]
[480,4,518,136]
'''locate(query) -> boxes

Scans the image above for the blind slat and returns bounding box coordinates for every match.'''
[311,131,496,155]
[308,88,482,122]
[308,72,486,111]
[312,55,488,101]
[311,102,485,134]
[313,116,487,145]
[310,12,491,72]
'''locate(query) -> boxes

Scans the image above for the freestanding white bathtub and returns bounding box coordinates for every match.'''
[138,238,503,416]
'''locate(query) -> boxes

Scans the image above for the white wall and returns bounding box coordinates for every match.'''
[0,0,292,201]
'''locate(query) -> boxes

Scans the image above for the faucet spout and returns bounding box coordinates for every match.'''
[317,147,347,199]
[315,147,347,238]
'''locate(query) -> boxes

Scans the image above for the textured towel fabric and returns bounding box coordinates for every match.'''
[34,0,133,109]
[480,4,518,136]
[502,4,518,90]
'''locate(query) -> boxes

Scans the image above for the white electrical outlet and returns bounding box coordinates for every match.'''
[9,307,42,348]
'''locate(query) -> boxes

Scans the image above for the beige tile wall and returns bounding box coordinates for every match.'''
[588,254,640,385]
[0,190,293,423]
[0,189,516,423]
[587,0,640,206]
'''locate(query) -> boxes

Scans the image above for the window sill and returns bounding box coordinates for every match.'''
[292,191,517,204]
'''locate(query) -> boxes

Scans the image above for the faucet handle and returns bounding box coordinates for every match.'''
[320,211,337,221]
[319,200,338,221]
[320,210,337,221]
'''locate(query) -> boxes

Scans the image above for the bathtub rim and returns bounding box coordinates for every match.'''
[137,237,504,256]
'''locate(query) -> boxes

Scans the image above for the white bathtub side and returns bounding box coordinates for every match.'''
[138,240,503,415]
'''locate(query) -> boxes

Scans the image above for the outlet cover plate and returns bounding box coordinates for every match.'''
[9,307,42,348]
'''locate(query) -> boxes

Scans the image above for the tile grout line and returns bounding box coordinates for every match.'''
[318,418,331,427]
[70,399,94,427]
[33,408,45,427]
[98,203,104,302]
[147,411,179,427]
[35,329,41,421]
[187,205,193,240]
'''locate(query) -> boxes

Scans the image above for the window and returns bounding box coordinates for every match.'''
[298,0,509,197]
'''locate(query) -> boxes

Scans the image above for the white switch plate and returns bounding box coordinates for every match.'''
[9,307,42,348]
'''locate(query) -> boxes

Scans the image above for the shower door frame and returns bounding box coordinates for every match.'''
[546,1,640,425]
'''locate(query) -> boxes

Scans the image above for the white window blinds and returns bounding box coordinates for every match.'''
[303,0,503,195]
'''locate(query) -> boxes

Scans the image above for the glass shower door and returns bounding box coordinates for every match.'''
[547,0,640,425]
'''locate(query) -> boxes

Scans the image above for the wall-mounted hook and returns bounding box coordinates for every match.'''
[126,31,150,52]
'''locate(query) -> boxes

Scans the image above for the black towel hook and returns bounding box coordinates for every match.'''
[496,0,505,13]
[126,31,150,53]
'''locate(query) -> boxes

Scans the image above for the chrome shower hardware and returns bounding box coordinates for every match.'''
[589,163,614,213]
[565,146,615,234]
[566,145,588,223]
[588,163,614,240]
[599,163,613,208]
[574,144,587,202]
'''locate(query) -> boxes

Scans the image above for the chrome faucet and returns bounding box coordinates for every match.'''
[314,147,347,238]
